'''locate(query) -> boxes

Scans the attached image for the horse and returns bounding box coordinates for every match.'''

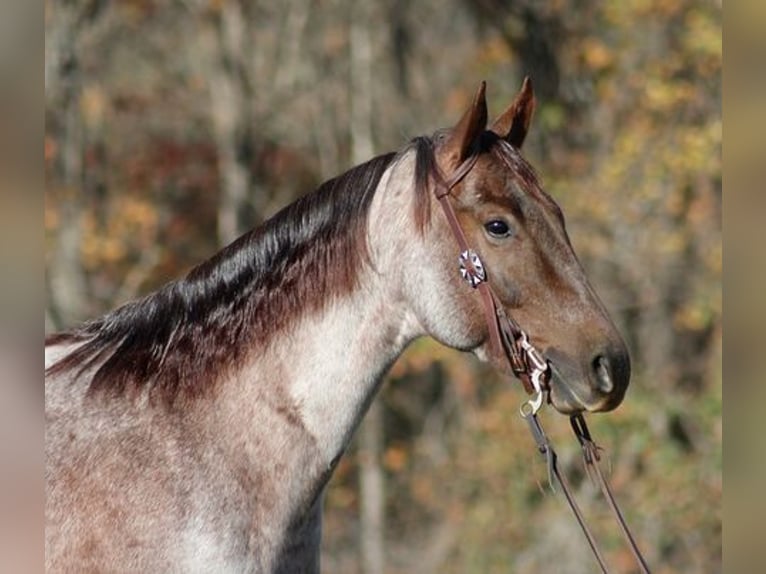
[45,79,630,573]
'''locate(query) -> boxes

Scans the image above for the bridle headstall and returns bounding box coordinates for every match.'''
[432,152,651,574]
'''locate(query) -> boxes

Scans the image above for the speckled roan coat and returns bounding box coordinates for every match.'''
[45,81,630,573]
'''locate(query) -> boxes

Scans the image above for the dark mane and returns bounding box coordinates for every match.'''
[45,130,544,406]
[46,152,396,404]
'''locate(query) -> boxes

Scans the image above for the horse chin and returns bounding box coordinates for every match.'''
[547,379,586,415]
[547,369,617,415]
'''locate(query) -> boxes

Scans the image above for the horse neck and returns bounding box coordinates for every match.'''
[210,158,424,470]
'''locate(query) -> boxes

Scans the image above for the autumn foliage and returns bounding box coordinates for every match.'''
[46,0,720,571]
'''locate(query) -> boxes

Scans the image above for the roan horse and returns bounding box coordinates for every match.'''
[45,79,630,572]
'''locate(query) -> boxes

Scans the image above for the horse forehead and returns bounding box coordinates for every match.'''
[464,153,553,217]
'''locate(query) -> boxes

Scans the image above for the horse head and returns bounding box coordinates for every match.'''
[404,79,630,414]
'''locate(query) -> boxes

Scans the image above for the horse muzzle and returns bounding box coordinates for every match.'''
[545,344,631,414]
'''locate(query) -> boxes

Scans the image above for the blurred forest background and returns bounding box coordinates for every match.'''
[45,0,721,572]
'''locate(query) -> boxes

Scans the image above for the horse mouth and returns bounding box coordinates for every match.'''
[547,380,588,414]
[475,342,626,414]
[547,363,620,414]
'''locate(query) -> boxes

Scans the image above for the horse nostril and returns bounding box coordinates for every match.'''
[592,355,614,394]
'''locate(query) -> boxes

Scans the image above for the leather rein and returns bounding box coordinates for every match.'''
[433,153,651,574]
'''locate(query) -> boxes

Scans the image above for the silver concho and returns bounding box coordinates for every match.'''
[458,249,486,288]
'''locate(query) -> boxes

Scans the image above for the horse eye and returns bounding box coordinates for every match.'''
[484,219,512,238]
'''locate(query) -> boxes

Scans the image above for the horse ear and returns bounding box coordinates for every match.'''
[490,76,536,149]
[441,81,488,168]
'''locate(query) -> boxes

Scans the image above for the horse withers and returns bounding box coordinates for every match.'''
[45,79,630,572]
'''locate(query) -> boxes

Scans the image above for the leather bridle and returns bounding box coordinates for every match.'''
[433,152,651,574]
[432,153,549,402]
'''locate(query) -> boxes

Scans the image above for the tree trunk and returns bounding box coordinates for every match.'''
[349,0,374,162]
[350,2,384,572]
[45,0,105,328]
[359,401,385,574]
[206,0,254,247]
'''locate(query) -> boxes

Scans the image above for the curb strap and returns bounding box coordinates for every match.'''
[571,415,652,574]
[524,412,610,574]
